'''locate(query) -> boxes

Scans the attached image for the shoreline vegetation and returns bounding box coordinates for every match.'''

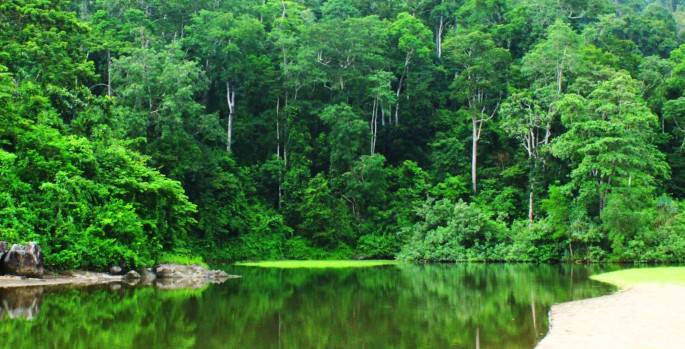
[537,267,685,349]
[590,266,685,288]
[4,1,685,272]
[0,272,127,289]
[234,260,400,268]
[0,264,240,290]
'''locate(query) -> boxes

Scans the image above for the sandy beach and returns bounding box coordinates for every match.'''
[536,284,685,349]
[0,272,126,288]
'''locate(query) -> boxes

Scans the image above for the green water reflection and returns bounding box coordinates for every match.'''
[0,264,619,349]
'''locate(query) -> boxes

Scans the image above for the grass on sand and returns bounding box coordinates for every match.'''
[591,267,685,289]
[234,260,399,269]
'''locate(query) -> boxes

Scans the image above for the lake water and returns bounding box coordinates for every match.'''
[0,264,618,349]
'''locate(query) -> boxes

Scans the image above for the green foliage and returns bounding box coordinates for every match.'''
[3,0,685,266]
[235,260,398,268]
[0,0,95,87]
[0,88,197,269]
[398,199,506,262]
[158,250,208,268]
[320,104,368,174]
[0,264,616,348]
[592,267,685,288]
[356,234,400,259]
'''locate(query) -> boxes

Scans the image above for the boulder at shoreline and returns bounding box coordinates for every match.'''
[0,244,240,289]
[154,263,236,281]
[2,242,44,278]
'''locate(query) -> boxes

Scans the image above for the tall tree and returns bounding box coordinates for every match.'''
[553,72,668,216]
[501,91,552,221]
[184,10,266,153]
[444,30,510,192]
[389,12,434,125]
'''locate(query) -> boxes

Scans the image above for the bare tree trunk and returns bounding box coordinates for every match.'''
[529,189,534,222]
[529,165,535,222]
[557,47,567,94]
[472,114,479,192]
[598,178,604,215]
[395,74,404,126]
[374,104,378,152]
[437,16,444,57]
[371,97,378,155]
[226,82,235,152]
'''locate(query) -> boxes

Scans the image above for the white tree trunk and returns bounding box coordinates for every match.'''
[437,16,444,57]
[529,188,534,221]
[395,74,404,126]
[371,97,378,155]
[472,114,479,193]
[226,82,236,153]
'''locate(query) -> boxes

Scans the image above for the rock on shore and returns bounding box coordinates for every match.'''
[0,241,240,290]
[154,263,233,281]
[2,242,44,278]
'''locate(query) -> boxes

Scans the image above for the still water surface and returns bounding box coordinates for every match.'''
[0,264,619,349]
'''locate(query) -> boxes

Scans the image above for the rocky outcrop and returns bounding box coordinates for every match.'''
[124,270,141,279]
[0,241,8,260]
[138,268,156,285]
[0,245,241,290]
[2,242,44,278]
[139,268,156,281]
[154,263,236,281]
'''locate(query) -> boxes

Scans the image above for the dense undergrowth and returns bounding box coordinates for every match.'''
[3,0,685,269]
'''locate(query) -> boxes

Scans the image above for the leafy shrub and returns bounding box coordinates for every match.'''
[398,198,506,262]
[356,234,400,259]
[158,250,208,268]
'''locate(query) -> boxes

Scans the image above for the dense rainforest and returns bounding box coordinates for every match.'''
[3,0,685,270]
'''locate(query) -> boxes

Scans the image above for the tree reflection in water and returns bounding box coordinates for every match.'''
[0,264,620,349]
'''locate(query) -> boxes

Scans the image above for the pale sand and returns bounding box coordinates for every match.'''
[536,284,685,349]
[0,271,124,288]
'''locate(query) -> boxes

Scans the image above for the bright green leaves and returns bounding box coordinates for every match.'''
[320,104,368,174]
[305,15,389,96]
[444,31,510,104]
[399,199,504,262]
[500,90,552,160]
[522,20,584,93]
[0,0,94,87]
[111,45,216,179]
[0,53,197,269]
[390,12,434,64]
[321,0,361,20]
[552,72,668,240]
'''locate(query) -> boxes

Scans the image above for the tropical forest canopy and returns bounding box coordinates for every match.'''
[3,0,685,269]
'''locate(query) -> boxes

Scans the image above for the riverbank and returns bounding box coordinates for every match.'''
[536,267,685,349]
[235,260,399,268]
[0,271,126,288]
[0,265,242,289]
